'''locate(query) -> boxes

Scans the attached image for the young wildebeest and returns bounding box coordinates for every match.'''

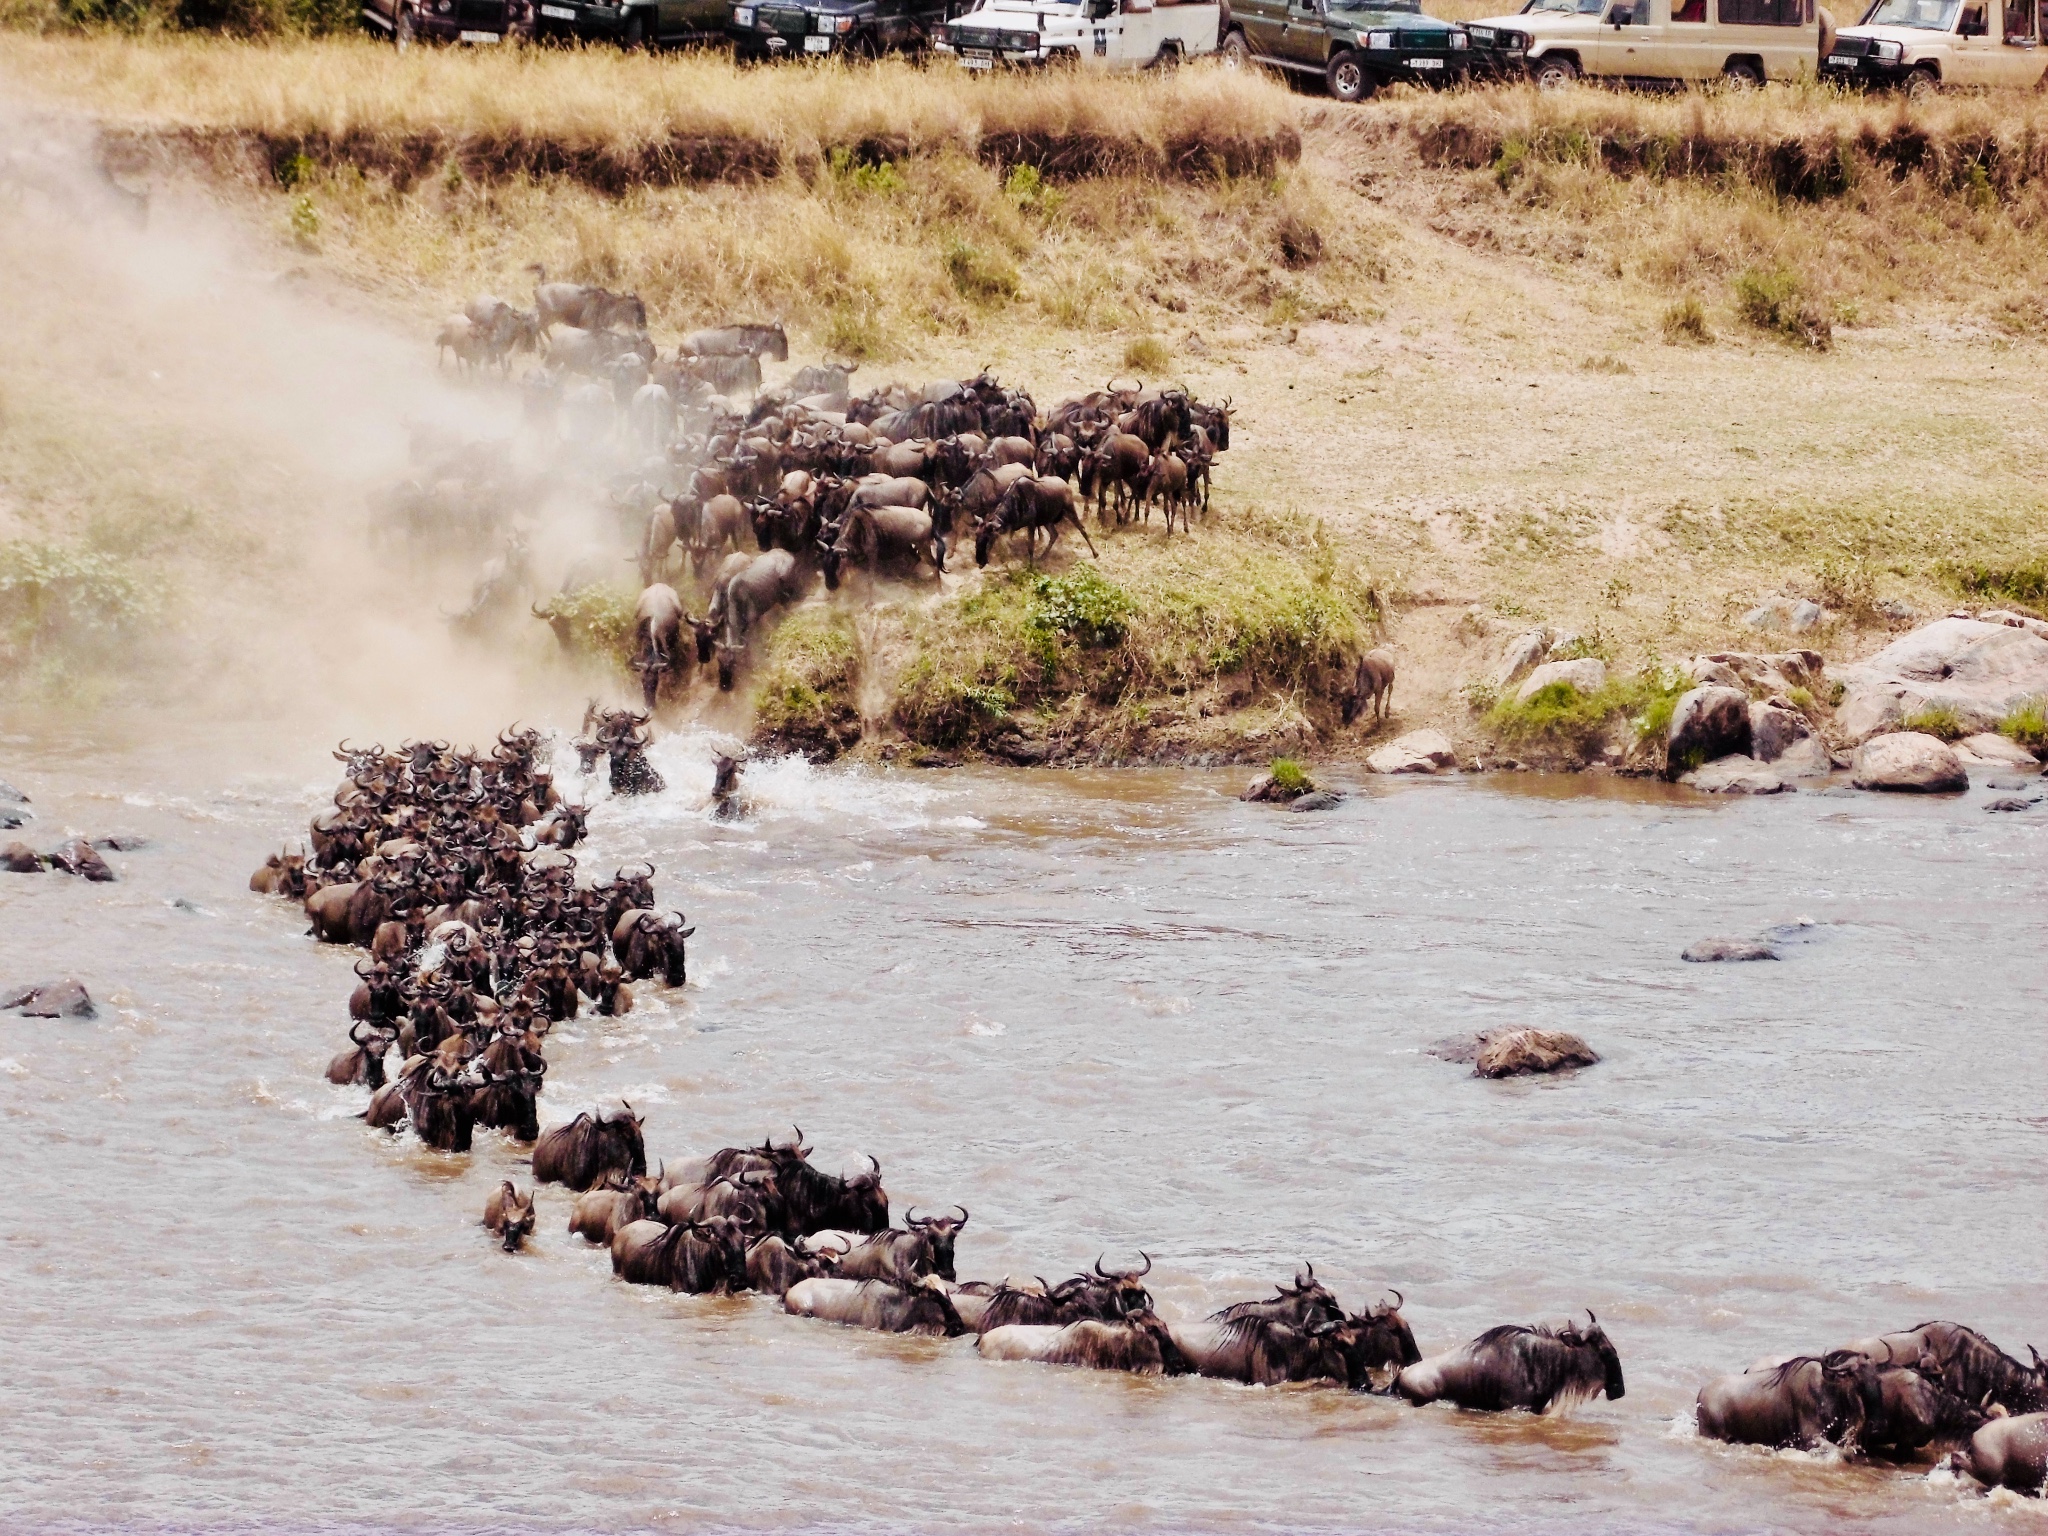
[569,1170,665,1245]
[1342,647,1395,728]
[612,1216,751,1294]
[532,1105,647,1191]
[1399,1314,1626,1414]
[833,1207,969,1286]
[482,1181,536,1253]
[1695,1350,1882,1452]
[745,1233,850,1297]
[979,1312,1192,1376]
[1951,1412,2048,1496]
[784,1276,965,1337]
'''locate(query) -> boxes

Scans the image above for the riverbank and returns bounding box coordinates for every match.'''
[5,38,2048,766]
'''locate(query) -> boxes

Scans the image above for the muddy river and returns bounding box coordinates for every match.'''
[2,726,2044,1534]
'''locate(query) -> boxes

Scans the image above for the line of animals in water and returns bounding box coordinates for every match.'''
[254,725,2048,1499]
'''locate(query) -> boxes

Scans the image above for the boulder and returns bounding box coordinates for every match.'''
[1366,729,1457,776]
[3,979,96,1019]
[1494,628,1552,688]
[1851,732,1968,794]
[1978,609,2048,639]
[1773,735,1835,779]
[1749,700,1812,764]
[2,841,43,873]
[1473,1029,1600,1079]
[1954,733,2039,769]
[1241,771,1311,803]
[46,838,115,881]
[1287,790,1344,812]
[1985,797,2034,813]
[1425,1034,1482,1064]
[1682,937,1779,962]
[1741,596,1829,634]
[1680,754,1791,794]
[1689,658,1744,689]
[1831,618,2048,744]
[0,807,26,831]
[1667,685,1752,777]
[1514,658,1607,704]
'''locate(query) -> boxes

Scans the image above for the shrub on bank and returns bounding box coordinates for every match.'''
[0,540,160,686]
[752,606,861,760]
[1998,697,2047,753]
[1482,667,1689,757]
[1897,703,1965,741]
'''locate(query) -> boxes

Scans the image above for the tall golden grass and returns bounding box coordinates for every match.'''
[4,34,1303,185]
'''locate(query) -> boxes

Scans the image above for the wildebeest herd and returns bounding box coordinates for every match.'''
[415,279,1232,706]
[256,721,2045,1500]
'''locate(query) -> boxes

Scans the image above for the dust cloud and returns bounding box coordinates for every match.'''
[0,103,622,761]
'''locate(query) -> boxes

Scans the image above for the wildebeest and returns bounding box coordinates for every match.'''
[975,476,1097,568]
[631,583,690,709]
[709,548,809,691]
[682,322,788,361]
[976,1255,1156,1333]
[482,1180,536,1252]
[1950,1412,2048,1495]
[1398,1315,1626,1414]
[611,907,693,988]
[745,1232,850,1297]
[979,1312,1192,1375]
[569,1170,666,1245]
[833,1207,968,1285]
[1164,1315,1363,1387]
[530,268,647,333]
[404,1063,477,1154]
[1864,1363,1990,1461]
[1695,1350,1883,1451]
[611,1216,751,1293]
[1341,647,1395,727]
[325,1020,393,1089]
[821,505,944,590]
[784,1276,965,1336]
[532,1105,648,1190]
[1840,1322,2048,1416]
[467,1059,545,1143]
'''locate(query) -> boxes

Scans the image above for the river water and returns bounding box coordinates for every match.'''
[3,725,2044,1535]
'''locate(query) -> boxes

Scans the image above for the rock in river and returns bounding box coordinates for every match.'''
[1851,732,1969,794]
[2,841,43,873]
[1680,755,1791,795]
[1953,733,2039,770]
[1474,1028,1600,1079]
[1667,685,1751,776]
[45,838,116,881]
[1832,617,2048,743]
[1366,729,1456,776]
[1682,936,1779,962]
[1241,771,1311,804]
[1,979,97,1019]
[1287,790,1344,812]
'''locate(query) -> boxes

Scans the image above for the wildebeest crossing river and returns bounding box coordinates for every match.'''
[2,727,2045,1533]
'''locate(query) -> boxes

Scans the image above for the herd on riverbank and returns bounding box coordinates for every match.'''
[230,724,2048,1499]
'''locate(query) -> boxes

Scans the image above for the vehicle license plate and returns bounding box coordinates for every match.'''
[1825,52,1854,64]
[540,6,575,18]
[963,50,992,65]
[460,27,501,39]
[803,31,831,48]
[1406,56,1442,66]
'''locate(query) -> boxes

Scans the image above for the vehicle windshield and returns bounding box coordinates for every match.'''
[1522,0,1604,13]
[1859,0,1959,24]
[1329,0,1422,12]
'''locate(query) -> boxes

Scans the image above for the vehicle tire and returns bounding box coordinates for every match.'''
[1151,39,1183,69]
[1531,52,1578,89]
[394,4,415,48]
[1326,50,1373,102]
[621,8,647,47]
[1220,28,1250,68]
[1905,63,1940,95]
[1722,57,1764,86]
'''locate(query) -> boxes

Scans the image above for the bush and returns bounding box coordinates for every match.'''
[1732,266,1831,350]
[531,582,636,668]
[752,608,861,759]
[1938,559,2048,609]
[942,239,1019,303]
[1123,335,1170,374]
[1269,756,1308,793]
[1998,697,2048,752]
[1898,704,1965,741]
[1483,668,1688,755]
[1661,296,1712,345]
[0,540,157,660]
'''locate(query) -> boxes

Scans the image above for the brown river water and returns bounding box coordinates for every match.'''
[3,724,2044,1535]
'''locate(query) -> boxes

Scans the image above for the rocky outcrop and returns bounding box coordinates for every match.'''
[1667,685,1751,776]
[1682,936,1779,962]
[1,841,42,873]
[1494,627,1552,688]
[1287,790,1344,812]
[1831,618,2048,744]
[1851,732,1968,793]
[1241,771,1312,803]
[1749,699,1812,763]
[1680,755,1791,794]
[1742,596,1829,634]
[46,838,115,881]
[1473,1029,1600,1079]
[1772,736,1834,778]
[1,979,96,1019]
[1515,658,1606,703]
[1366,729,1456,775]
[1953,733,2039,769]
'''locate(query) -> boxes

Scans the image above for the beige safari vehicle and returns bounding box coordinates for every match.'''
[1470,0,1821,86]
[1822,0,2047,90]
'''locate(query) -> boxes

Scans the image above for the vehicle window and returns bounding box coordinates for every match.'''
[1719,0,1801,20]
[1957,0,1985,26]
[1673,0,1704,17]
[2008,0,2038,34]
[1523,0,1606,13]
[1860,0,1958,25]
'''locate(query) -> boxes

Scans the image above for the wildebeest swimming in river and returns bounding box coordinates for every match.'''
[482,1181,536,1252]
[613,1215,752,1294]
[1837,1322,2048,1417]
[785,1276,965,1336]
[533,1104,647,1191]
[1695,1350,1883,1452]
[833,1207,969,1286]
[980,1312,1192,1376]
[1398,1314,1625,1414]
[1951,1412,2048,1496]
[974,1255,1156,1333]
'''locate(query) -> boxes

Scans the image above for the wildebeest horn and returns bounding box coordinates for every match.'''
[951,1205,968,1225]
[1586,1310,1598,1331]
[1384,1289,1403,1311]
[864,1154,879,1177]
[1137,1251,1152,1277]
[1095,1255,1109,1278]
[905,1206,924,1227]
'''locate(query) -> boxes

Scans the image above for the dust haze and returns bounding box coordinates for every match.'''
[0,100,630,763]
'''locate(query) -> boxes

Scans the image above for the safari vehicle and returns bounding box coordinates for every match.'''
[937,0,1220,67]
[729,0,972,55]
[1469,0,1820,86]
[538,0,729,47]
[1219,0,1484,99]
[363,0,533,44]
[1822,0,2048,90]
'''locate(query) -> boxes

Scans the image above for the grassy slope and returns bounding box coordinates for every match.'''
[7,35,2047,761]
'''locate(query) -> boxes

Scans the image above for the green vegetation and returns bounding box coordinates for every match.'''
[752,607,861,760]
[1122,336,1170,375]
[1998,697,2048,752]
[1483,666,1688,756]
[1939,558,2048,608]
[1660,296,1711,345]
[942,239,1020,304]
[1732,265,1831,350]
[532,582,636,667]
[0,540,159,696]
[1269,756,1309,793]
[1898,703,1966,741]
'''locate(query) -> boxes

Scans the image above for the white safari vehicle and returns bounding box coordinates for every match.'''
[1822,0,2048,90]
[1470,0,1820,86]
[936,0,1221,66]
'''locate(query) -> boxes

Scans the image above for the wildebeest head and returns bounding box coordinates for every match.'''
[1093,1253,1155,1318]
[973,513,1001,569]
[904,1206,969,1283]
[490,1181,536,1252]
[716,641,739,693]
[1340,1291,1421,1387]
[1560,1311,1627,1402]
